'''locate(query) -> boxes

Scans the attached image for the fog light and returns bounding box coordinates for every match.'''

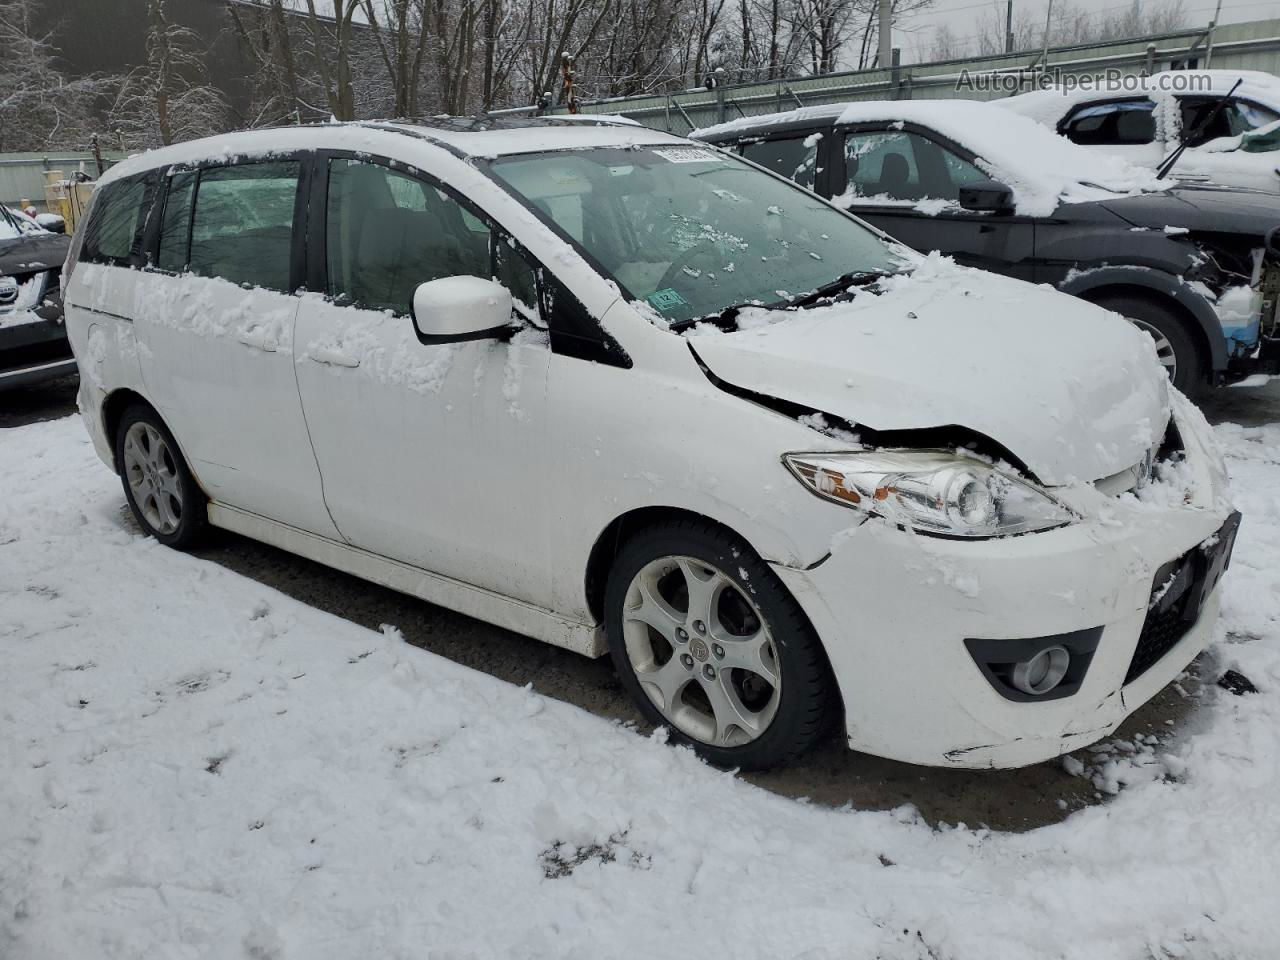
[1011,645,1070,695]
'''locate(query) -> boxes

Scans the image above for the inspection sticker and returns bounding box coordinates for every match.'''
[647,288,689,311]
[652,147,723,164]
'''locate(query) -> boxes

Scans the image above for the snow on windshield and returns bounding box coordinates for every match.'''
[486,146,905,326]
[0,206,39,241]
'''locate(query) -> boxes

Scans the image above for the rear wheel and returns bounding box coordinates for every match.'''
[114,404,206,549]
[604,519,835,770]
[1095,294,1206,396]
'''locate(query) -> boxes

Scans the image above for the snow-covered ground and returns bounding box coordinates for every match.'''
[3,413,1279,959]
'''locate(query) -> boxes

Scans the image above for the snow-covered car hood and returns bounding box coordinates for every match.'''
[687,258,1170,487]
[0,231,69,275]
[1100,183,1280,237]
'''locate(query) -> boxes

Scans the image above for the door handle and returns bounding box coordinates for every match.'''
[237,331,278,352]
[310,346,360,368]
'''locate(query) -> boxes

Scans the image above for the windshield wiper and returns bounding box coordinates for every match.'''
[1156,78,1242,180]
[787,269,895,308]
[669,300,766,332]
[667,270,896,332]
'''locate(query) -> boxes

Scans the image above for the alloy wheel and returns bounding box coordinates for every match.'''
[122,422,184,535]
[621,555,781,747]
[1128,317,1177,380]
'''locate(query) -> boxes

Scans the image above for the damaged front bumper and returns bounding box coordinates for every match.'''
[771,393,1236,769]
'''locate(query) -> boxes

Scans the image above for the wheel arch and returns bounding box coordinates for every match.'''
[584,506,741,626]
[101,388,155,473]
[1060,269,1226,373]
[586,504,845,743]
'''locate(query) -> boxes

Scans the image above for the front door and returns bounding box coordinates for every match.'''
[129,158,340,538]
[833,127,1036,280]
[293,155,553,603]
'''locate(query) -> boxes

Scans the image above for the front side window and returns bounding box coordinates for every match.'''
[487,146,902,327]
[841,130,986,204]
[741,135,819,190]
[189,161,299,293]
[82,177,150,263]
[325,158,490,316]
[1061,100,1156,145]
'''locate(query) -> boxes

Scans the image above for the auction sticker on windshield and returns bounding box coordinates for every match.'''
[653,148,724,163]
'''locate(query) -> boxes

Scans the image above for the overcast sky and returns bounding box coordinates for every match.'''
[892,0,1276,64]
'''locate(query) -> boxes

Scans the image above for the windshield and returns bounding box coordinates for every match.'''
[486,145,904,325]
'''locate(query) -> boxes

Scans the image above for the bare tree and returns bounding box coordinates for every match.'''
[110,0,229,149]
[0,0,108,152]
[924,0,1190,60]
[227,0,321,127]
[290,0,363,119]
[359,0,432,116]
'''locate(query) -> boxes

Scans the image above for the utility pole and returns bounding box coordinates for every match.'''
[1204,0,1223,67]
[878,0,891,69]
[1005,0,1014,54]
[1040,0,1053,73]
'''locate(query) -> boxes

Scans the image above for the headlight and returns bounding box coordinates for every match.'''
[783,450,1075,538]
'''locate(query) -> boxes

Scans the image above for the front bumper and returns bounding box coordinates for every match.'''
[773,394,1235,769]
[0,311,75,390]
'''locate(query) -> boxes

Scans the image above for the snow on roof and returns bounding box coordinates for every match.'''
[551,113,643,126]
[695,99,1165,217]
[99,119,682,185]
[997,70,1280,126]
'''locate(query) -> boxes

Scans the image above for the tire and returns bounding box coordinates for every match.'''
[1094,294,1206,397]
[114,403,206,549]
[604,519,835,771]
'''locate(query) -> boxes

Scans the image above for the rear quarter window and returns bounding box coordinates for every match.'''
[81,175,155,265]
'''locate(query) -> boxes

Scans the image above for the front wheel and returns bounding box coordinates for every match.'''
[604,520,835,770]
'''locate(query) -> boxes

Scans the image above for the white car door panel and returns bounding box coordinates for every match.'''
[294,299,553,604]
[129,160,340,539]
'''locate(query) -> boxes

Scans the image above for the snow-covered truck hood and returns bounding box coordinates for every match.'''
[687,260,1169,487]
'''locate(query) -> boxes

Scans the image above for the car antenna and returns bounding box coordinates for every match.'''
[1155,77,1242,180]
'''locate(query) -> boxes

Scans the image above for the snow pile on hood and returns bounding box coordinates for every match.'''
[686,253,1169,485]
[695,100,1165,216]
[4,414,1280,957]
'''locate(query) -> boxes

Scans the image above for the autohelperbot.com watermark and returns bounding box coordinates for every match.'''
[955,67,1211,94]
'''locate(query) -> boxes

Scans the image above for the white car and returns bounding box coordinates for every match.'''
[998,69,1280,193]
[63,118,1238,771]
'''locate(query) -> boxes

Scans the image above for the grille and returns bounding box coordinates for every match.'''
[1125,592,1193,685]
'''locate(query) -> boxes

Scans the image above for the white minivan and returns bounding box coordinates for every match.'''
[63,118,1238,771]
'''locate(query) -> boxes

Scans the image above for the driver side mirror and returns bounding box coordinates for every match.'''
[958,180,1014,214]
[411,276,515,345]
